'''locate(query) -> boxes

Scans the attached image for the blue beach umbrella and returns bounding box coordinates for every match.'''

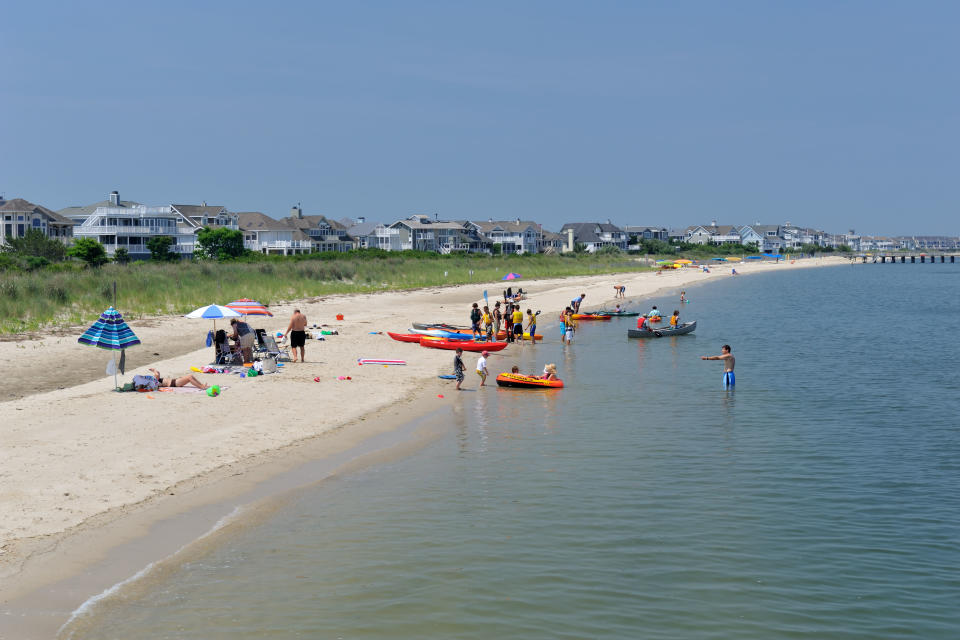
[185,303,243,345]
[78,307,141,389]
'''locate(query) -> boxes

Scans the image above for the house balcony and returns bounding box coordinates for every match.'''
[77,224,178,235]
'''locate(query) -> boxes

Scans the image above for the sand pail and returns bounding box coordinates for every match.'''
[336,314,344,321]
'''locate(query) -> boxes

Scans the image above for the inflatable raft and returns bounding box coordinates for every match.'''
[495,373,564,389]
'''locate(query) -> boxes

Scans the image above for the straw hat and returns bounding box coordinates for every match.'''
[544,363,557,374]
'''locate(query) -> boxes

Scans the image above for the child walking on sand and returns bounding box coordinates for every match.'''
[476,350,489,386]
[454,347,465,390]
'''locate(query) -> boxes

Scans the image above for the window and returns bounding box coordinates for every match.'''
[4,224,11,237]
[17,224,25,236]
[33,218,42,227]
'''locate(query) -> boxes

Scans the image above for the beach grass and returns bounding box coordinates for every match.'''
[0,252,649,334]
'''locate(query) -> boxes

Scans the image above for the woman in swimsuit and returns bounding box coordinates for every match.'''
[148,368,209,390]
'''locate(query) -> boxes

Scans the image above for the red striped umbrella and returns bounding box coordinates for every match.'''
[225,298,273,317]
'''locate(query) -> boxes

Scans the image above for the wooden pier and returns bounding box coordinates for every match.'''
[863,254,957,264]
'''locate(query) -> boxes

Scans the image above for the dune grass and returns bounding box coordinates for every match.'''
[0,252,649,334]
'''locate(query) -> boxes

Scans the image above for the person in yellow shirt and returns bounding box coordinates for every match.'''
[482,306,493,340]
[525,308,539,343]
[669,309,680,327]
[511,305,524,342]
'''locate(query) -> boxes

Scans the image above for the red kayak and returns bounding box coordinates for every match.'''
[420,338,508,352]
[387,332,422,343]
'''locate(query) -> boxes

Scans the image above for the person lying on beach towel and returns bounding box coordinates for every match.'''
[148,368,209,390]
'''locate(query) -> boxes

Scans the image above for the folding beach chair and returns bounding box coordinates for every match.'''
[214,329,243,366]
[258,332,291,362]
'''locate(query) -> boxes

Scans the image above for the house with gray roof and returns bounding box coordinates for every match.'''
[389,215,489,253]
[624,226,670,242]
[237,211,313,255]
[738,225,783,252]
[559,222,628,253]
[345,220,404,251]
[279,206,354,252]
[61,191,238,260]
[465,219,541,254]
[1,198,74,245]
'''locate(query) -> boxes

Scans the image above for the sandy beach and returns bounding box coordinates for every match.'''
[0,256,847,625]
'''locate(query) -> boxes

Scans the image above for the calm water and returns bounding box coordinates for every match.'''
[65,264,960,639]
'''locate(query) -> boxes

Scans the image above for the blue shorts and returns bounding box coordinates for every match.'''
[723,371,735,388]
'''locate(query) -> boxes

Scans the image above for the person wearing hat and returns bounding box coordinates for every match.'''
[476,350,490,386]
[539,363,558,381]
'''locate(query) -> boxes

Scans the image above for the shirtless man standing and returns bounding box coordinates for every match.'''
[701,345,735,388]
[286,309,308,363]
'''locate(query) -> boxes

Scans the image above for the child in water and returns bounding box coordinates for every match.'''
[453,348,465,390]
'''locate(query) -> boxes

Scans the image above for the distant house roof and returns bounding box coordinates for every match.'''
[283,214,348,231]
[470,220,540,233]
[559,222,625,244]
[172,204,228,219]
[345,221,380,237]
[237,211,292,232]
[711,225,739,236]
[58,198,141,218]
[393,218,468,230]
[1,198,74,225]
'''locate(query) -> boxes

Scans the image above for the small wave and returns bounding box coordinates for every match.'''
[58,505,245,639]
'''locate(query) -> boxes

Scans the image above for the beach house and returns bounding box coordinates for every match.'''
[559,222,628,253]
[61,191,238,260]
[279,206,354,252]
[389,215,490,253]
[343,219,404,251]
[0,198,75,245]
[237,212,313,255]
[465,219,542,254]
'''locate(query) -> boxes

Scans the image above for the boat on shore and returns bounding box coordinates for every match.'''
[627,321,697,338]
[411,322,471,331]
[571,314,612,321]
[495,330,543,341]
[495,373,564,389]
[421,339,508,352]
[387,332,423,343]
[594,310,640,317]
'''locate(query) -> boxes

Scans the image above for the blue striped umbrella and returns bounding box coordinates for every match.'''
[79,307,141,389]
[78,307,141,350]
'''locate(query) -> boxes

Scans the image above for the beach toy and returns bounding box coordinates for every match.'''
[207,386,220,397]
[438,394,444,398]
[191,366,202,372]
[247,368,258,377]
[314,377,321,382]
[438,375,457,380]
[276,332,283,338]
[336,314,344,320]
[358,359,406,366]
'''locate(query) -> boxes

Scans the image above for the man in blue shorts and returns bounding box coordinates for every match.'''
[702,345,735,387]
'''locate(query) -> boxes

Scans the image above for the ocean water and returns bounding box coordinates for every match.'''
[64,264,960,639]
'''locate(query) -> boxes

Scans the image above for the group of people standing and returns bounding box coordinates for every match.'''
[471,301,539,343]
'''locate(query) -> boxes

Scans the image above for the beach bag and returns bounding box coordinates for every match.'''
[261,356,277,374]
[132,374,159,392]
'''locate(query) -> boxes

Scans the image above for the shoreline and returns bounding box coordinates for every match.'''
[0,256,848,636]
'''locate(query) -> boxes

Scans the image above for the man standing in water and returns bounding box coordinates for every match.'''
[285,308,308,363]
[702,345,735,388]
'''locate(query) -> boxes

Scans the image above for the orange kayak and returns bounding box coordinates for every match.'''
[495,373,564,389]
[571,314,612,321]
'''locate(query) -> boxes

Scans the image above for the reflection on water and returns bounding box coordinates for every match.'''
[65,265,960,640]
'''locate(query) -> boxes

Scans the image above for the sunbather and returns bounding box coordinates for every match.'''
[148,368,209,390]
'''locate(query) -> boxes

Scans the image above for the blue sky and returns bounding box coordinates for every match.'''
[3,1,958,235]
